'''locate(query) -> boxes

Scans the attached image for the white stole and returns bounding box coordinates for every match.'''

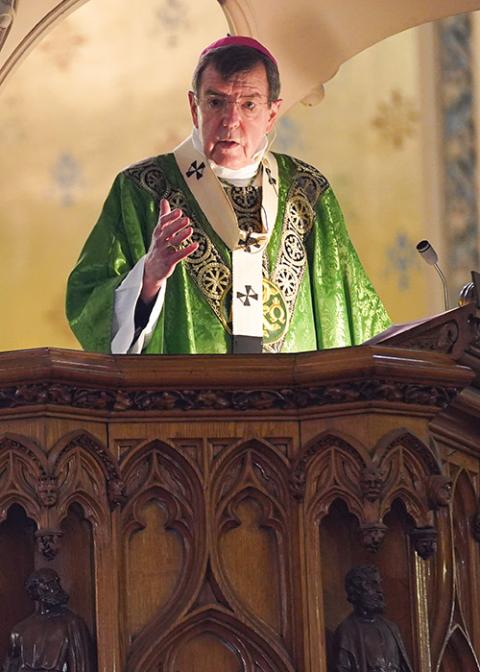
[174,135,279,339]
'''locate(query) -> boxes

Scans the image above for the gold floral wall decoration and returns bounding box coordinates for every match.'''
[153,0,190,47]
[39,21,87,71]
[372,89,419,149]
[384,231,420,291]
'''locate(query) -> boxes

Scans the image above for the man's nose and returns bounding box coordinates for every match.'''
[222,101,241,127]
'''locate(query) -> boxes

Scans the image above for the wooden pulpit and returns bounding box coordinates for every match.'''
[0,302,479,672]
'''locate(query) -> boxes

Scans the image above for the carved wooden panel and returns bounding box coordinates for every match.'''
[0,342,479,671]
[211,440,292,643]
[120,440,206,671]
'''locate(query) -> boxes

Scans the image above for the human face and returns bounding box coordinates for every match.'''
[357,574,385,616]
[189,62,282,169]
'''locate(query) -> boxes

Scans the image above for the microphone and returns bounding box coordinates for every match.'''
[416,240,450,311]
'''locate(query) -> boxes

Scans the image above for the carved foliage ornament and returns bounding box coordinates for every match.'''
[410,526,437,559]
[35,528,64,561]
[0,379,461,413]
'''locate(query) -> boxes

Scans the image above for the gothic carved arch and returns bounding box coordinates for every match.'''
[374,430,444,526]
[48,430,117,525]
[121,439,206,661]
[209,438,292,643]
[127,606,296,672]
[436,624,480,672]
[0,433,46,522]
[50,429,124,509]
[375,428,442,475]
[120,436,204,488]
[295,431,369,522]
[451,470,479,642]
[211,437,290,507]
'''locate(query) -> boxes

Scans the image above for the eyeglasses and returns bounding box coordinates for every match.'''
[195,94,272,119]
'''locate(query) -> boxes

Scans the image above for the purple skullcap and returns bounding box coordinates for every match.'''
[199,35,277,67]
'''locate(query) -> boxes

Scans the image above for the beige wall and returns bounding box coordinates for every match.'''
[0,0,439,351]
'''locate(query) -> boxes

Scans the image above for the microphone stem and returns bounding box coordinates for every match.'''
[434,263,449,311]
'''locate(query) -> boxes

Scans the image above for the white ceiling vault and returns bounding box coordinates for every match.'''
[1,0,480,106]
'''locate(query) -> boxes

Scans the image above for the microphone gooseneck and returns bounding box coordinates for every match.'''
[416,240,450,311]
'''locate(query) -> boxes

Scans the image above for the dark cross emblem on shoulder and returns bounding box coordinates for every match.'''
[236,285,259,306]
[186,160,205,180]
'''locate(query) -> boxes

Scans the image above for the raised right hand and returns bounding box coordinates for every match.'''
[141,198,198,303]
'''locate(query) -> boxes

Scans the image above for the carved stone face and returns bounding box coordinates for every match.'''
[361,466,384,502]
[428,475,453,509]
[107,478,127,507]
[37,476,58,507]
[360,523,387,553]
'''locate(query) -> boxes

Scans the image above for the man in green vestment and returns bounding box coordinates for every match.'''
[66,36,390,355]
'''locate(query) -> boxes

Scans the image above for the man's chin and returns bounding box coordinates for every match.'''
[211,145,248,170]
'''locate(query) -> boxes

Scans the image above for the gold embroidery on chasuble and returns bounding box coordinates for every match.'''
[124,158,329,351]
[263,160,329,352]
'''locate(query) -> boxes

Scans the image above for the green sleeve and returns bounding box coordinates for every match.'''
[66,174,156,353]
[309,186,391,348]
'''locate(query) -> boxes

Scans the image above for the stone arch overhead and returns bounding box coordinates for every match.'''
[127,605,296,672]
[0,0,89,89]
[290,430,370,503]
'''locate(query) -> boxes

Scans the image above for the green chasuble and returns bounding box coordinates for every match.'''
[66,152,390,354]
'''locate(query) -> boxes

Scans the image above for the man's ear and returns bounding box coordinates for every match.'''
[266,98,283,133]
[188,91,199,129]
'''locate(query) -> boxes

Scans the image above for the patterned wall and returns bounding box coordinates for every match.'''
[0,1,477,351]
[438,14,479,300]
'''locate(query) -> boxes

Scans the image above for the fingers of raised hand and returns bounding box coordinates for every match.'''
[167,241,199,265]
[156,201,184,228]
[157,216,191,245]
[167,224,193,249]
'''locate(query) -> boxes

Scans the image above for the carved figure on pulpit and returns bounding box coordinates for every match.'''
[2,567,95,672]
[332,565,413,672]
[36,475,58,507]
